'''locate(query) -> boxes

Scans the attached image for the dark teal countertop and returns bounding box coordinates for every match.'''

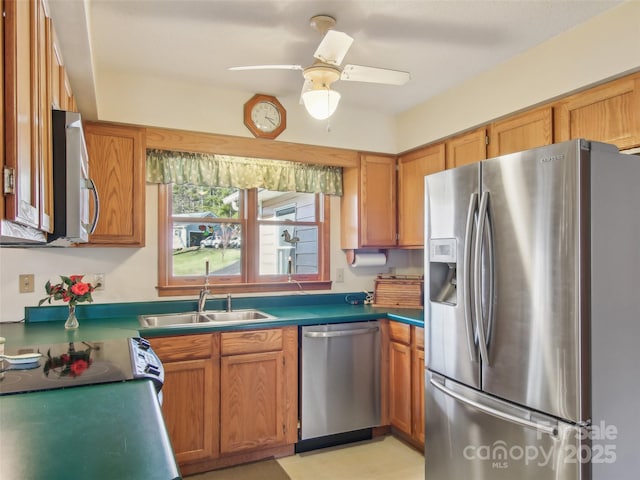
[0,380,180,480]
[0,292,423,345]
[0,293,422,479]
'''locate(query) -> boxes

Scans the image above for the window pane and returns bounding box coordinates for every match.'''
[172,222,242,276]
[258,224,318,275]
[172,185,239,218]
[171,184,242,277]
[257,190,316,221]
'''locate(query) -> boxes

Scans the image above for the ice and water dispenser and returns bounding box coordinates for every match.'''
[429,238,458,305]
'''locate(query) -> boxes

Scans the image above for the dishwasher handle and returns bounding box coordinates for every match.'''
[303,326,379,338]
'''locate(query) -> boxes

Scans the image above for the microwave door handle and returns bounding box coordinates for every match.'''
[84,178,100,234]
[429,376,558,437]
[463,193,478,362]
[474,191,490,365]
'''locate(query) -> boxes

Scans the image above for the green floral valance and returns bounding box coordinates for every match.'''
[146,149,342,196]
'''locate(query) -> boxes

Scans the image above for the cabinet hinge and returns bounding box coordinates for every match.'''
[485,135,490,145]
[3,167,15,194]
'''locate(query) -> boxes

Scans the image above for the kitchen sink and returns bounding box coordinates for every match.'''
[138,309,276,328]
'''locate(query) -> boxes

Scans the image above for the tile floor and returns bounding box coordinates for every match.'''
[277,436,425,480]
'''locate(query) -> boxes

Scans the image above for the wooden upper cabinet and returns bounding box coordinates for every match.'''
[554,73,640,150]
[397,143,445,247]
[83,122,146,246]
[488,106,553,158]
[4,0,40,229]
[446,127,487,169]
[361,154,397,247]
[341,153,397,249]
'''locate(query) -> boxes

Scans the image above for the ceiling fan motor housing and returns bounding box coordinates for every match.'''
[303,62,341,88]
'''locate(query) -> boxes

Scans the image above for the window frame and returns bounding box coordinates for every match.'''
[157,185,331,296]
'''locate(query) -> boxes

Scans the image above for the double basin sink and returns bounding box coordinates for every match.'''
[138,309,277,328]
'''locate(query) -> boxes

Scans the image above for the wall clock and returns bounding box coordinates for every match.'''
[243,94,286,139]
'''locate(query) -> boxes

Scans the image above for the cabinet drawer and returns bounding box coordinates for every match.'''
[389,322,411,345]
[150,334,216,362]
[221,329,284,356]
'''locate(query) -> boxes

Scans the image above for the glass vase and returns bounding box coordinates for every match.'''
[65,304,79,329]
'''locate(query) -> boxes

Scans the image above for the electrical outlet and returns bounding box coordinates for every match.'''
[94,273,105,291]
[19,274,35,293]
[335,268,344,283]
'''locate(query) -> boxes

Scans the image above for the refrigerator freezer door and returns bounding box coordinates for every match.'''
[426,371,587,480]
[480,141,588,423]
[425,163,481,390]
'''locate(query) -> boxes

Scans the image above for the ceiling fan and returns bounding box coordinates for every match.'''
[229,15,411,119]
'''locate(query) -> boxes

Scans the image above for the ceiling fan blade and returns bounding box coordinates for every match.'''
[313,30,354,66]
[228,65,303,71]
[341,65,410,85]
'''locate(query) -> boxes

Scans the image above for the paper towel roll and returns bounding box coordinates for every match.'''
[351,252,387,267]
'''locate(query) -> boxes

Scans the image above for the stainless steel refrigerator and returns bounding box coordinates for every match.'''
[424,139,640,479]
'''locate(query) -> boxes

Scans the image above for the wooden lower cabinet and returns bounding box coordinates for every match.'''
[150,327,297,476]
[411,328,425,445]
[384,321,425,449]
[219,327,298,455]
[149,334,219,465]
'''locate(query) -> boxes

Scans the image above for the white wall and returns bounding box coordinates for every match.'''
[95,70,399,154]
[396,0,640,152]
[0,191,405,322]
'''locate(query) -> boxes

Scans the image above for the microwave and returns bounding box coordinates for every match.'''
[50,110,99,245]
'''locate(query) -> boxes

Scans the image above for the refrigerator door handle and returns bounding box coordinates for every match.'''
[474,191,491,365]
[463,193,479,362]
[429,376,558,437]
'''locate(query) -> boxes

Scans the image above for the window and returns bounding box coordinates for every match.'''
[157,185,331,296]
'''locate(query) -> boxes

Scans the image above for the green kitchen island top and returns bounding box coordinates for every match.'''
[0,380,180,480]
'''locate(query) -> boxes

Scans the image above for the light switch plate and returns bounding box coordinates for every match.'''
[19,274,35,293]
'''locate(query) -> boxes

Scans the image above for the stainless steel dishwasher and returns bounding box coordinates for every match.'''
[300,321,381,442]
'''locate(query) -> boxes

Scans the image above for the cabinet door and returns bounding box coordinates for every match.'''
[488,106,553,158]
[220,350,286,454]
[446,127,487,169]
[555,73,640,150]
[361,154,397,247]
[397,143,445,247]
[161,359,218,464]
[389,340,412,435]
[83,122,146,246]
[412,332,425,445]
[4,0,40,229]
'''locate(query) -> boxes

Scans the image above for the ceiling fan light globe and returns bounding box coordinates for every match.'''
[302,89,341,120]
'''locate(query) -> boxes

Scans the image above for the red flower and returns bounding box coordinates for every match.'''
[38,275,95,307]
[70,359,90,376]
[71,282,90,296]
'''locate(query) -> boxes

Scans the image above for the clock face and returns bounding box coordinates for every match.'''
[251,101,281,133]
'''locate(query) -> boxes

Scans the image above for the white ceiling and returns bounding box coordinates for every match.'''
[49,0,625,118]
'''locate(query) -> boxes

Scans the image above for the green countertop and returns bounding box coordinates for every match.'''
[0,380,180,480]
[0,293,422,479]
[0,293,424,345]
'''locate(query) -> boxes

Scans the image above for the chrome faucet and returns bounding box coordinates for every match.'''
[198,260,210,313]
[226,293,232,312]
